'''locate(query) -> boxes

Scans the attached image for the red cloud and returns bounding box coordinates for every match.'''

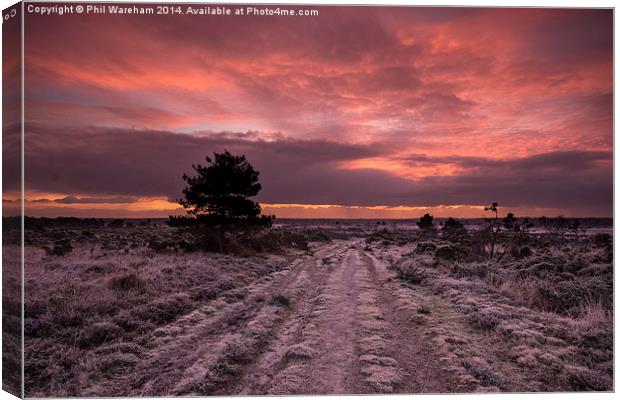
[21,7,612,217]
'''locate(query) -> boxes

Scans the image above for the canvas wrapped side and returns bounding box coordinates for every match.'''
[2,2,23,398]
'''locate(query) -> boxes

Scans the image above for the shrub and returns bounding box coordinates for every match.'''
[45,239,73,256]
[393,258,427,284]
[462,360,503,387]
[451,262,490,278]
[365,228,393,244]
[546,278,610,316]
[220,342,252,364]
[151,227,311,255]
[244,230,309,253]
[416,213,435,231]
[469,308,504,330]
[441,217,468,241]
[108,273,146,293]
[564,365,612,391]
[415,242,437,254]
[284,344,314,361]
[539,216,569,243]
[434,244,468,261]
[268,294,290,308]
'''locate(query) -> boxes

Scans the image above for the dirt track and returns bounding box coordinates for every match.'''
[23,226,613,396]
[91,239,462,396]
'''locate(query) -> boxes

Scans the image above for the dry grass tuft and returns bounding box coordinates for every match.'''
[570,297,611,329]
[284,344,315,362]
[108,272,147,292]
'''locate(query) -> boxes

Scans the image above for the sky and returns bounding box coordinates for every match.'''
[4,5,613,218]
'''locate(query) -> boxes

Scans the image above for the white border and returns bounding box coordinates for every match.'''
[0,1,616,400]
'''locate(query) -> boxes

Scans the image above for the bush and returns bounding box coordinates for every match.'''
[564,365,612,391]
[243,230,309,253]
[149,227,311,255]
[442,217,468,241]
[417,213,434,229]
[108,273,146,292]
[415,242,437,254]
[45,239,73,256]
[434,244,469,261]
[284,344,315,361]
[268,294,291,308]
[393,258,427,284]
[469,308,504,330]
[537,278,610,316]
[451,262,490,278]
[365,228,395,244]
[462,360,503,387]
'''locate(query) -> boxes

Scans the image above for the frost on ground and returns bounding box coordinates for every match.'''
[375,224,613,393]
[12,218,613,396]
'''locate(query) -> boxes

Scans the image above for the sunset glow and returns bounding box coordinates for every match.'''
[10,6,612,218]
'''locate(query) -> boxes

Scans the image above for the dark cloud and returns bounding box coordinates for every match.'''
[30,195,139,204]
[22,125,612,215]
[402,150,610,171]
[523,9,612,68]
[22,124,380,200]
[409,154,612,212]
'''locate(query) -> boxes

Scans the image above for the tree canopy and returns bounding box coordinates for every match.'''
[174,150,273,227]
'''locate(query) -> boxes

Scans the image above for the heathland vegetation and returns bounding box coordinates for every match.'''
[7,152,612,395]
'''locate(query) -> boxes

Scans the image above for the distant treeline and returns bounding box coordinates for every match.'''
[3,216,159,230]
[273,217,613,228]
[5,216,613,230]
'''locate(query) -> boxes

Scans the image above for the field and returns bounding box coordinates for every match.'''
[6,217,614,396]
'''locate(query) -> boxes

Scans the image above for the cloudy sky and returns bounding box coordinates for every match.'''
[6,6,613,218]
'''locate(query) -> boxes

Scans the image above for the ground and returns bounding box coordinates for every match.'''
[10,219,613,396]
